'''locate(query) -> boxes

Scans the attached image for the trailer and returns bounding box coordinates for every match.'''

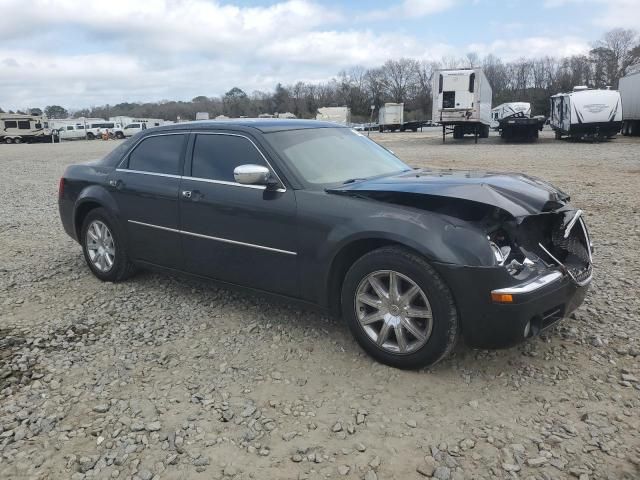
[377,103,424,132]
[491,102,545,141]
[316,107,351,125]
[0,113,55,144]
[619,71,640,136]
[432,68,492,143]
[550,86,622,141]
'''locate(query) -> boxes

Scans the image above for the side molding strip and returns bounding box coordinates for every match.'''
[128,219,297,256]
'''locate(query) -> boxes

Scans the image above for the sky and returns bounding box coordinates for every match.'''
[0,0,639,111]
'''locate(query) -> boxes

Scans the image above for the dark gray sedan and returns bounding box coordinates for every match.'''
[59,120,592,369]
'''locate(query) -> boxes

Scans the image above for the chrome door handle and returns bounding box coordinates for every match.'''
[109,179,123,189]
[181,190,192,199]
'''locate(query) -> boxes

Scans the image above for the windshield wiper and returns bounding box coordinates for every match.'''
[341,178,367,185]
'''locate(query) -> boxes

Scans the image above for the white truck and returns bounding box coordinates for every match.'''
[58,124,88,140]
[619,71,640,136]
[122,122,148,137]
[549,86,622,141]
[491,102,545,141]
[432,68,492,142]
[316,107,351,125]
[86,121,124,139]
[195,112,210,121]
[0,113,54,144]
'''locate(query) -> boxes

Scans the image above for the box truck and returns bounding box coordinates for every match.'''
[432,68,492,142]
[550,86,622,140]
[619,71,640,136]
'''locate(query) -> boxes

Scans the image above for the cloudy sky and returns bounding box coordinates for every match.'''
[0,0,638,111]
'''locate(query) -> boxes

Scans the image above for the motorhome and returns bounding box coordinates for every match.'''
[0,113,53,144]
[316,107,351,125]
[491,102,545,141]
[432,68,492,142]
[549,86,622,140]
[619,71,640,136]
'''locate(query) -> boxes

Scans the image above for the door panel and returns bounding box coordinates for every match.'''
[112,170,183,269]
[109,133,187,269]
[179,132,299,296]
[180,180,298,296]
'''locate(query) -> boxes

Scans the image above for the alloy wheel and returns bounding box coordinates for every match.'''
[354,270,433,354]
[86,220,115,272]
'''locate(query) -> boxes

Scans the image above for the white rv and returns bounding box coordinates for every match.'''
[490,103,531,129]
[490,102,545,141]
[316,107,351,125]
[550,87,622,140]
[0,113,53,144]
[432,68,492,141]
[619,71,640,136]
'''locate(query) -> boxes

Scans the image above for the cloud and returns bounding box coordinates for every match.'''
[359,0,456,21]
[595,0,640,28]
[467,36,591,60]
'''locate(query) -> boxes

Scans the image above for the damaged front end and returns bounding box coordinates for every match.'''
[487,207,593,288]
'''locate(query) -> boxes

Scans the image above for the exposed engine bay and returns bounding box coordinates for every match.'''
[334,189,593,286]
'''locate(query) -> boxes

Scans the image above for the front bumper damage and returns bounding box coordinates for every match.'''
[435,208,593,349]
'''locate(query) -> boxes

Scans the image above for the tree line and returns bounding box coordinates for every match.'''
[2,28,638,123]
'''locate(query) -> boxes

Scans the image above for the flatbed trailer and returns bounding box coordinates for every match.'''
[498,112,545,141]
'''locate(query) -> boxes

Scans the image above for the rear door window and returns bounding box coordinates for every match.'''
[191,134,267,182]
[127,134,186,175]
[443,92,455,108]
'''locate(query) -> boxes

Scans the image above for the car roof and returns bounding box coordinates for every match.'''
[147,118,346,134]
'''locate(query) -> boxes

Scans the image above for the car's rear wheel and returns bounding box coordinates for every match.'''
[81,208,136,282]
[87,132,95,140]
[341,246,458,369]
[115,131,124,139]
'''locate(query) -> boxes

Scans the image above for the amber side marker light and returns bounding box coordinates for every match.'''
[491,292,513,303]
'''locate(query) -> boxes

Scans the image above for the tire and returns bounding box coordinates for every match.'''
[453,126,461,139]
[87,132,95,140]
[13,138,22,144]
[81,208,136,282]
[341,246,459,369]
[554,130,562,140]
[115,131,124,139]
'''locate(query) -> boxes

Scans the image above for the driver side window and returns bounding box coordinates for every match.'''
[191,134,267,183]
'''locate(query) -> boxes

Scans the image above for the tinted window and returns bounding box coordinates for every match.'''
[128,134,185,175]
[469,73,475,93]
[192,134,266,182]
[4,121,17,128]
[18,121,31,129]
[67,126,74,130]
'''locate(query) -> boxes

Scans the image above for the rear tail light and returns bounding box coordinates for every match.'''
[58,178,65,199]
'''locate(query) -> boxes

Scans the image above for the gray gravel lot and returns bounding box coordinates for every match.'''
[1,129,639,480]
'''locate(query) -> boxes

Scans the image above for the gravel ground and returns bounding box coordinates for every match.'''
[1,129,639,480]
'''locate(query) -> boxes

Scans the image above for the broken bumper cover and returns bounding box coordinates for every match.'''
[433,263,591,349]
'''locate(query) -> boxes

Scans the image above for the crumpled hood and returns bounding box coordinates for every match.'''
[327,169,570,218]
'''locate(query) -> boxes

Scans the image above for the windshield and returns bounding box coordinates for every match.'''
[264,127,410,186]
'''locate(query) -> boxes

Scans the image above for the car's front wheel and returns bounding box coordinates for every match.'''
[341,246,459,369]
[81,208,136,282]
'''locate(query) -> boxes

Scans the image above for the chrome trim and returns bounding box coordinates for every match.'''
[115,168,181,179]
[492,271,563,295]
[578,217,593,263]
[564,209,582,238]
[128,220,179,233]
[182,175,267,190]
[127,220,297,256]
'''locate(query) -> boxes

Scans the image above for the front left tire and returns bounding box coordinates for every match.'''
[341,246,459,369]
[81,208,136,282]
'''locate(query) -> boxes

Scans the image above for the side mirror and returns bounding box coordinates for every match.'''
[234,164,277,188]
